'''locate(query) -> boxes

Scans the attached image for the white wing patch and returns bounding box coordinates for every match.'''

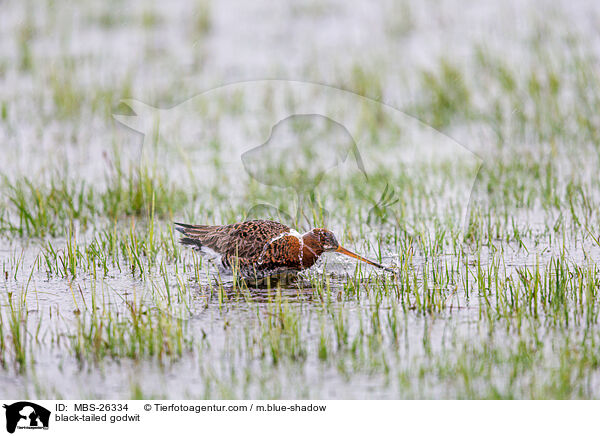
[197,245,222,262]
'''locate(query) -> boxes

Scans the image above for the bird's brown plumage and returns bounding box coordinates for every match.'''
[176,220,290,259]
[176,219,309,278]
[175,219,394,280]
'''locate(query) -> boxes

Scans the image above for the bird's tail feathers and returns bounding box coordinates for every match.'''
[174,222,215,236]
[179,237,203,250]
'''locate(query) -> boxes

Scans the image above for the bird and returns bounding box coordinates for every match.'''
[174,219,394,281]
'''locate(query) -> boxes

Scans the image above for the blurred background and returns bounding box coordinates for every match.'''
[3,0,598,231]
[2,0,598,174]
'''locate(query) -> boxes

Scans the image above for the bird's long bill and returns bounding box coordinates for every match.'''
[336,246,394,273]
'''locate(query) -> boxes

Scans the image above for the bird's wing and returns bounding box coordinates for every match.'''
[175,220,291,258]
[257,234,303,269]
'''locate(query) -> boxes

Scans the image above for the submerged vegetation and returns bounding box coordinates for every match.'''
[2,0,600,399]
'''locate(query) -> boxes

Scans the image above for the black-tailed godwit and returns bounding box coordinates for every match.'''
[174,219,393,280]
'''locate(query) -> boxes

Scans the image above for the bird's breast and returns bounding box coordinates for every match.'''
[257,233,322,271]
[299,244,320,269]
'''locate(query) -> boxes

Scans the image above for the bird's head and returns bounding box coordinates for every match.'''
[302,228,339,255]
[308,228,340,252]
[303,228,396,273]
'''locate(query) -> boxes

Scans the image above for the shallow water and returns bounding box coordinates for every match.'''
[2,0,600,399]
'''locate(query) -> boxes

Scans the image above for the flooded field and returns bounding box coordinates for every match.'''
[2,0,600,399]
